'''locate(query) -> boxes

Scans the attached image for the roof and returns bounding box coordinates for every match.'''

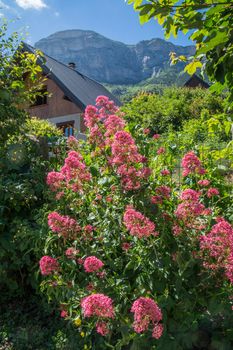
[21,42,121,110]
[184,74,210,89]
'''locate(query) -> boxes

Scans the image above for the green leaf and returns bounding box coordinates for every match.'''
[197,30,228,55]
[132,0,143,10]
[89,165,99,177]
[184,61,203,75]
[0,89,10,102]
[139,4,153,16]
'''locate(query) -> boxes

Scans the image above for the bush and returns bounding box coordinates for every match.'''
[39,96,233,350]
[0,22,65,299]
[0,117,63,297]
[121,87,226,134]
[0,296,82,350]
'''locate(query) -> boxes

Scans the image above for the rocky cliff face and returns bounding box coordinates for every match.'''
[35,30,195,84]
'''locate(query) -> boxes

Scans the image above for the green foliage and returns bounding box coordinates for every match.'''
[0,118,63,297]
[0,20,45,106]
[105,65,194,102]
[105,83,164,103]
[25,117,62,138]
[127,0,233,103]
[122,86,225,133]
[0,21,64,298]
[0,297,83,350]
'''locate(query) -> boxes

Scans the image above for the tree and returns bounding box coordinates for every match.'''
[0,21,62,297]
[127,0,233,103]
[0,20,45,145]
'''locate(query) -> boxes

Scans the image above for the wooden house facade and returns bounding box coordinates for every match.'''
[23,43,121,138]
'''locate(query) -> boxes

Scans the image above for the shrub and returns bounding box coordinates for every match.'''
[40,96,233,349]
[0,118,63,297]
[0,22,65,298]
[121,87,226,134]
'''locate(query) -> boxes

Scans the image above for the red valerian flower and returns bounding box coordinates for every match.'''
[81,294,115,318]
[123,206,158,238]
[46,171,65,192]
[207,187,219,198]
[157,147,165,155]
[65,247,79,259]
[131,297,163,337]
[60,310,68,318]
[96,321,110,336]
[48,211,81,239]
[161,169,170,176]
[198,179,210,187]
[39,256,59,276]
[181,151,205,177]
[152,323,164,339]
[84,256,104,273]
[200,219,233,273]
[180,189,200,202]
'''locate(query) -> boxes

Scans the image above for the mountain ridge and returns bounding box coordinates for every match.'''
[35,29,195,85]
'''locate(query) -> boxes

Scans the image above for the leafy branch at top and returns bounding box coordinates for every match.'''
[127,0,233,105]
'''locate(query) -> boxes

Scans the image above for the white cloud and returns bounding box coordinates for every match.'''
[54,11,60,17]
[0,1,10,10]
[15,0,47,10]
[0,12,4,17]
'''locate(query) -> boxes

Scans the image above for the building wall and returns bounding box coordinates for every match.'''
[27,77,86,134]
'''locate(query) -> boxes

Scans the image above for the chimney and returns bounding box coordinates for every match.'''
[68,62,76,70]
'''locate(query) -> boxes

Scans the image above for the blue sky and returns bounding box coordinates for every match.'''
[0,0,193,46]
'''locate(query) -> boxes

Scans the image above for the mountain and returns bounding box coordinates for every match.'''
[35,29,195,85]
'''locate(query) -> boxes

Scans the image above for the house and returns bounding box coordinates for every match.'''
[183,74,210,89]
[22,42,121,138]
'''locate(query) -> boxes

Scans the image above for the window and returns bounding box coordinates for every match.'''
[31,86,47,107]
[56,121,74,137]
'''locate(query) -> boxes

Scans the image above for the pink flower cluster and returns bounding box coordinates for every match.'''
[65,247,79,259]
[84,256,104,273]
[39,256,59,276]
[161,169,170,176]
[157,147,165,155]
[180,189,200,202]
[207,187,219,198]
[96,95,119,113]
[67,135,79,149]
[81,293,115,319]
[131,297,163,339]
[60,151,91,192]
[111,131,151,190]
[123,206,158,238]
[84,96,120,147]
[96,321,110,336]
[46,171,65,192]
[85,97,150,191]
[198,179,210,187]
[175,189,205,230]
[111,131,142,165]
[151,186,171,204]
[200,218,233,283]
[60,310,68,318]
[181,151,205,177]
[48,211,81,239]
[104,115,126,142]
[47,151,91,194]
